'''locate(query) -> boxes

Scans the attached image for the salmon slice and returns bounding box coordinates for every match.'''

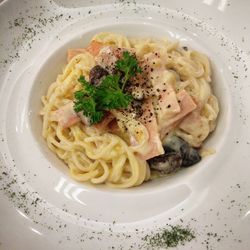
[51,102,80,128]
[52,102,116,130]
[160,90,197,139]
[157,84,181,126]
[67,41,103,62]
[96,46,135,72]
[107,119,120,134]
[67,48,86,62]
[94,112,115,131]
[139,99,164,160]
[86,40,103,56]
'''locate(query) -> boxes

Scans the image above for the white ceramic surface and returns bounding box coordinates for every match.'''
[0,0,250,249]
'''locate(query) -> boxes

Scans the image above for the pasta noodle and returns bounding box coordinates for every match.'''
[41,32,219,188]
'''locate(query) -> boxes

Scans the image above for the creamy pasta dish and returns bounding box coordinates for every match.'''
[41,32,219,188]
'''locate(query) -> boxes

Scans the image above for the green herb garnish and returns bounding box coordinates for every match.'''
[74,75,133,124]
[95,75,132,110]
[74,76,104,124]
[115,51,142,90]
[142,225,195,248]
[73,51,140,124]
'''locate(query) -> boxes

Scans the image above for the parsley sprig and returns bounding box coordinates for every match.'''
[116,51,142,90]
[74,76,104,124]
[95,75,133,110]
[73,51,141,124]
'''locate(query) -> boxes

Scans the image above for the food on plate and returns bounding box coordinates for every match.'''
[41,32,219,188]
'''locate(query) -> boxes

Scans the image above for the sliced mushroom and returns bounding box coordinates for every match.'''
[89,65,109,86]
[163,135,201,167]
[147,152,182,174]
[181,147,201,167]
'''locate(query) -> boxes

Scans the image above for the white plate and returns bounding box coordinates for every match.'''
[0,0,250,249]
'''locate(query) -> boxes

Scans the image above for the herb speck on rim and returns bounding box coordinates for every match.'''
[142,225,195,248]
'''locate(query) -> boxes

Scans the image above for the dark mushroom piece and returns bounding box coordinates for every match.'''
[163,135,201,167]
[147,135,201,174]
[89,65,109,86]
[147,152,182,174]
